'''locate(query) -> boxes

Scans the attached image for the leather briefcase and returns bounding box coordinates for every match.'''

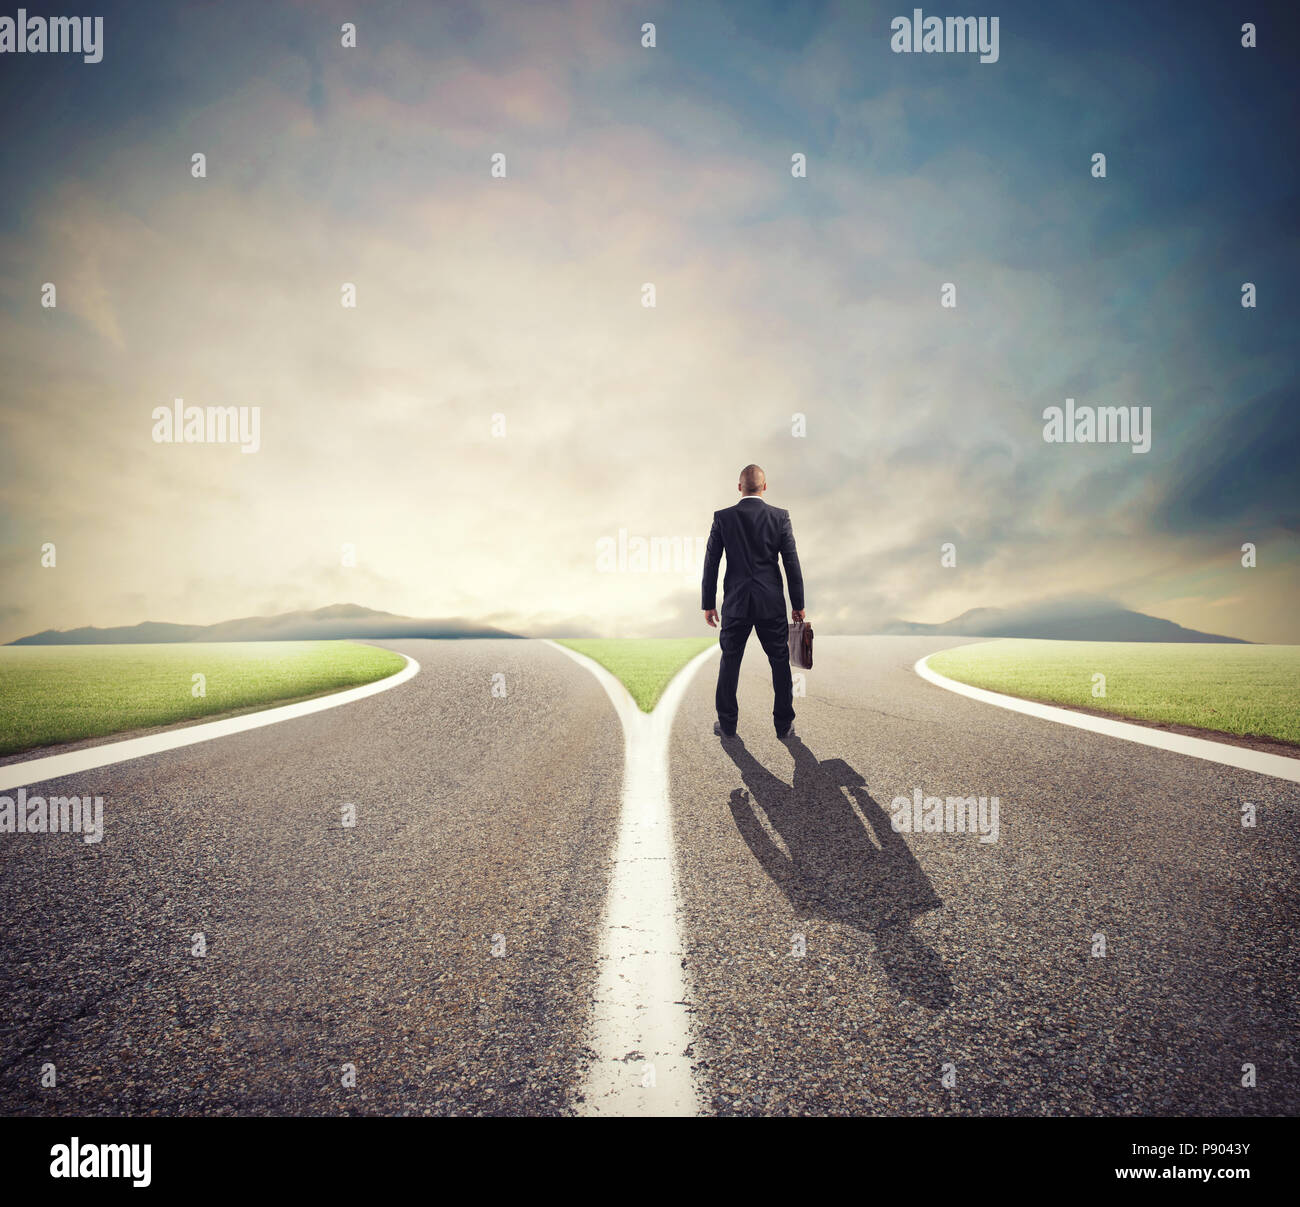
[788,620,813,670]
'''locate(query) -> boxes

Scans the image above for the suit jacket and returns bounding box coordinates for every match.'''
[701,496,804,620]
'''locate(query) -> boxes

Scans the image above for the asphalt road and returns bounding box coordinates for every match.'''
[670,635,1299,1115]
[0,639,622,1115]
[1,635,1295,1116]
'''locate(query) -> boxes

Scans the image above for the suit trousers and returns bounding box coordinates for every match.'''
[715,613,795,734]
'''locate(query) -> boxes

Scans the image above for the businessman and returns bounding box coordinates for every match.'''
[701,464,805,739]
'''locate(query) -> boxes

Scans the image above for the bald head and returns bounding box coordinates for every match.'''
[739,464,766,495]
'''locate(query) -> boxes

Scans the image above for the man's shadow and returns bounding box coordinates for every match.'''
[722,735,954,1008]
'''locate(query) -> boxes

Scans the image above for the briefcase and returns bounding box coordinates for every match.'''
[788,620,813,670]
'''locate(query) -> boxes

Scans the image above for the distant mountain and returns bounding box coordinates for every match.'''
[880,601,1247,643]
[8,604,520,645]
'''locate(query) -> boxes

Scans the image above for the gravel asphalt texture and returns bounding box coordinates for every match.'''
[670,636,1298,1116]
[2,635,1295,1116]
[0,639,621,1116]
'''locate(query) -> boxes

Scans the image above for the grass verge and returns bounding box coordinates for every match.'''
[556,637,717,712]
[926,639,1300,747]
[0,641,406,757]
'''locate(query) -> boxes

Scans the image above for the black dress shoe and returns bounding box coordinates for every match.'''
[714,721,737,738]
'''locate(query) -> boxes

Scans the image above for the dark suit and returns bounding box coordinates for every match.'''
[701,495,805,734]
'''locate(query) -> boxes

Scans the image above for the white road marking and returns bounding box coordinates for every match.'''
[0,653,421,792]
[916,653,1300,784]
[545,639,720,1117]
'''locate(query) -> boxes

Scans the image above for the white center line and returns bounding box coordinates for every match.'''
[544,639,719,1117]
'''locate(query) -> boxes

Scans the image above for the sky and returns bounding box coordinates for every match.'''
[1,0,1297,643]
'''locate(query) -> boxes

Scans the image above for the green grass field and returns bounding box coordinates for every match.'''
[557,637,717,712]
[0,641,407,757]
[927,639,1300,746]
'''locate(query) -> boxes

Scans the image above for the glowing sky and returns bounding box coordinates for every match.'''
[1,0,1296,642]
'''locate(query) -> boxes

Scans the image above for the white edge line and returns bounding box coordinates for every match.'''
[915,652,1300,784]
[542,638,720,731]
[541,640,641,729]
[651,641,723,741]
[0,652,421,792]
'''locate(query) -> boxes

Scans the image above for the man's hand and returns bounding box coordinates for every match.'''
[704,609,719,628]
[792,609,806,622]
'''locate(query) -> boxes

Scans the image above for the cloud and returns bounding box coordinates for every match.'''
[0,0,1296,645]
[1154,385,1300,535]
